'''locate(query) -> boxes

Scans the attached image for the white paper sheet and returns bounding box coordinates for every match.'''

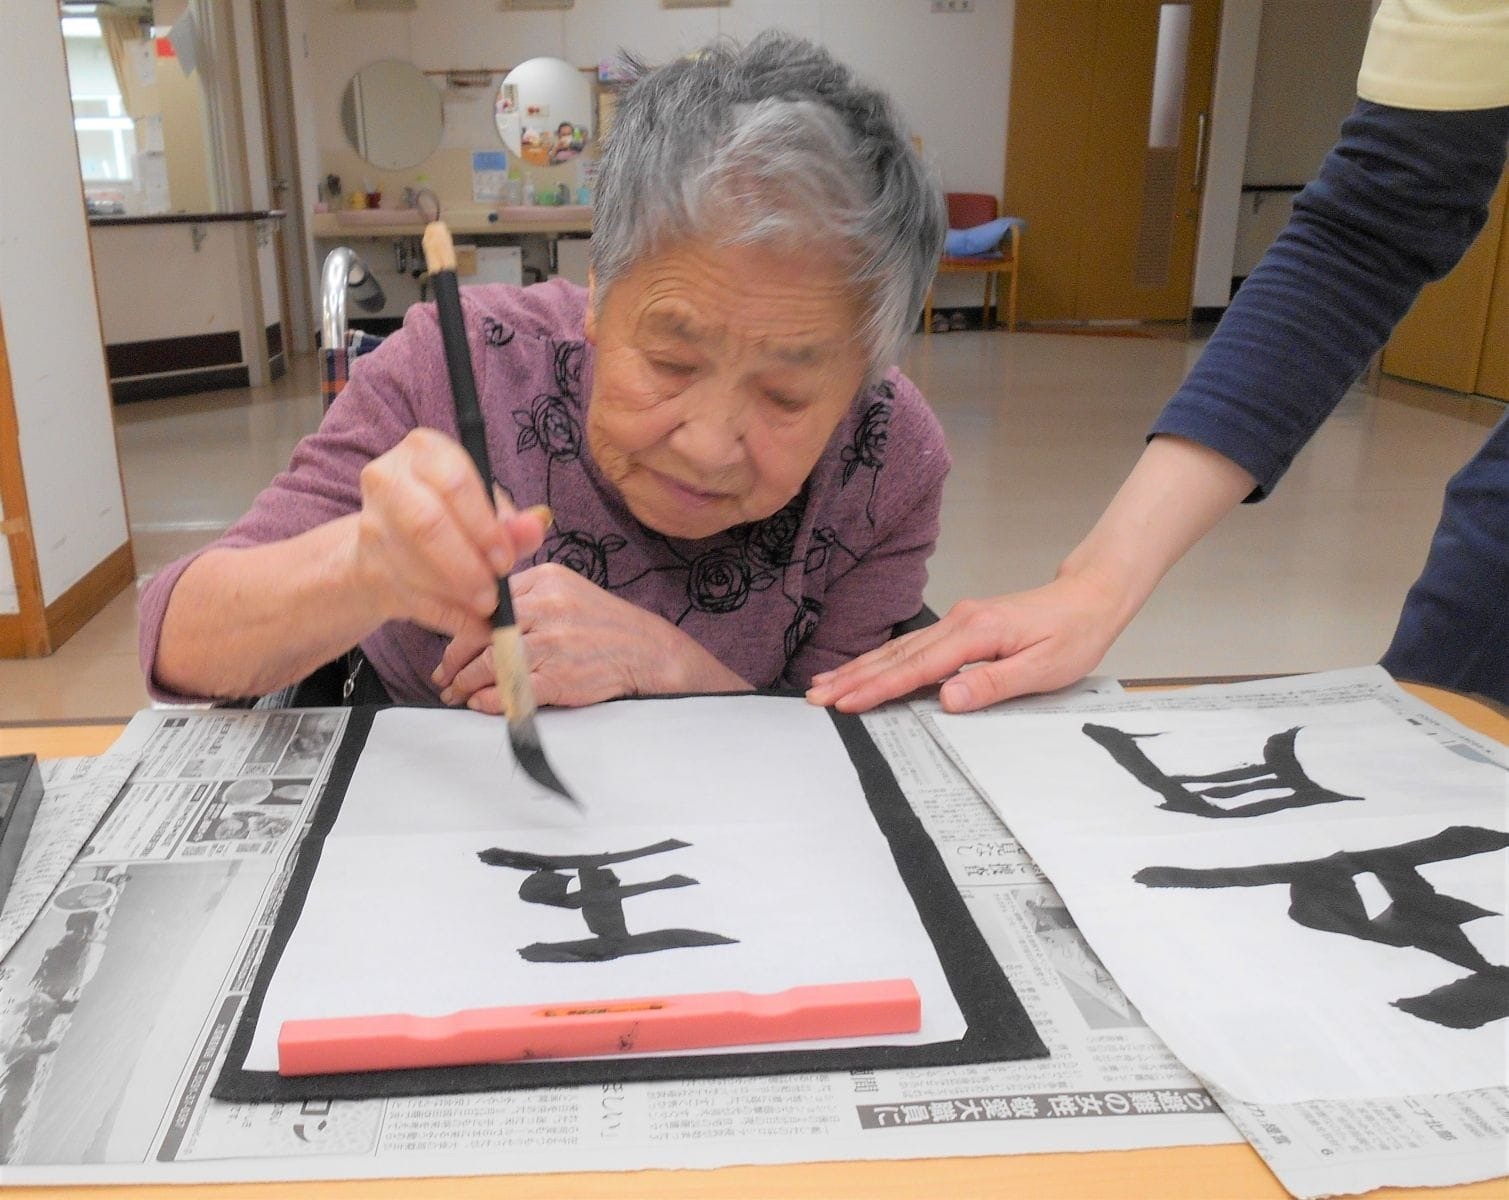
[244,699,965,1071]
[925,669,1509,1105]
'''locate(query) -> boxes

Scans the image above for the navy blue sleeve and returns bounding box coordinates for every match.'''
[1151,100,1509,500]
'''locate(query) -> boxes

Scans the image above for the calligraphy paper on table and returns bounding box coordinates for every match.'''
[925,669,1509,1105]
[216,695,1045,1101]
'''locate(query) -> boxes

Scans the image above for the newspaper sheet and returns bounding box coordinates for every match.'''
[0,752,137,963]
[916,667,1509,1198]
[0,697,1242,1187]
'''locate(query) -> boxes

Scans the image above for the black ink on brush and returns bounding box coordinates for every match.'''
[421,221,579,809]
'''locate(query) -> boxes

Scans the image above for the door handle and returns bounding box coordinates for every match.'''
[1191,111,1208,193]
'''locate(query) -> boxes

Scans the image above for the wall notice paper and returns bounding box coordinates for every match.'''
[923,667,1509,1109]
[470,149,509,204]
[217,696,1044,1100]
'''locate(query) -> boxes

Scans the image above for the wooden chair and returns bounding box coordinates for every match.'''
[924,192,1020,333]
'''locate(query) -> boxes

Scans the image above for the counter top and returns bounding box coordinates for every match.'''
[89,209,285,227]
[311,206,591,239]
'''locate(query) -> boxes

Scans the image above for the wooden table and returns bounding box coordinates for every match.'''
[2,683,1504,1200]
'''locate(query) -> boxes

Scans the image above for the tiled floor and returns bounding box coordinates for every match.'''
[0,332,1498,723]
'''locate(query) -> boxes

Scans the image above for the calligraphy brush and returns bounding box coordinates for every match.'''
[422,220,581,809]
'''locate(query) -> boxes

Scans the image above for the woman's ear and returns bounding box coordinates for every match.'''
[584,269,598,344]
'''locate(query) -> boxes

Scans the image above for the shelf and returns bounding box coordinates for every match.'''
[311,207,592,239]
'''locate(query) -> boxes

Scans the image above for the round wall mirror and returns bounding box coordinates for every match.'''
[493,57,592,167]
[340,60,443,170]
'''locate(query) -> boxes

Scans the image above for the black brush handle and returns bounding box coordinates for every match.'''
[431,270,515,630]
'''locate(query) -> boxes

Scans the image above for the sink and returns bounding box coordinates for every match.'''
[334,208,425,226]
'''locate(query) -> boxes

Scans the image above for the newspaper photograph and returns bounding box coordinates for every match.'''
[0,752,137,962]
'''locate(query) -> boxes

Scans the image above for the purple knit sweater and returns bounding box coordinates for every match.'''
[138,280,949,704]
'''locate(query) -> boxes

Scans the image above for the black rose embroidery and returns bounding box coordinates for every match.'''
[783,597,823,660]
[481,317,515,348]
[552,340,585,399]
[804,527,837,573]
[513,394,582,460]
[841,400,891,485]
[547,530,626,586]
[741,496,805,567]
[685,547,775,615]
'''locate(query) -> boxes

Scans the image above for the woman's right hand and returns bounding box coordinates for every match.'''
[353,428,548,635]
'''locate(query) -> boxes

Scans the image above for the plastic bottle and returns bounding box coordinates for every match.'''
[522,178,536,206]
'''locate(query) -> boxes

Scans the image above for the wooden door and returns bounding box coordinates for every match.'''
[1382,170,1509,399]
[1478,198,1509,401]
[252,0,308,357]
[1006,0,1221,322]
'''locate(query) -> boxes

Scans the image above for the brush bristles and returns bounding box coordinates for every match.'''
[511,716,582,807]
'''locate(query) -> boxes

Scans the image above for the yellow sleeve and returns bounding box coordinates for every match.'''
[1358,0,1509,110]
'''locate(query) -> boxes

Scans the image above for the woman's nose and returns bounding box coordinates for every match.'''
[669,390,747,473]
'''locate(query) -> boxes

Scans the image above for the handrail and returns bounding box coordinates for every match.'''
[320,247,385,349]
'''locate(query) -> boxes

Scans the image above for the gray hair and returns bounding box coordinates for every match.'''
[590,31,944,382]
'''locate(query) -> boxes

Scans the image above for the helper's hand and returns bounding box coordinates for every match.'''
[805,570,1126,714]
[807,436,1261,715]
[433,563,751,710]
[353,429,547,636]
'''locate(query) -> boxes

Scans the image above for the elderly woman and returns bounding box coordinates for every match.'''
[139,32,950,710]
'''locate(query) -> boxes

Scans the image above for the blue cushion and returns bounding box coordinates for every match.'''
[944,217,1021,257]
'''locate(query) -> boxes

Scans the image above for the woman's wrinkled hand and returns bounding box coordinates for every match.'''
[432,563,750,710]
[353,428,547,635]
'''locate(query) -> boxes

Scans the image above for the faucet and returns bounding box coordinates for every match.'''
[321,247,386,350]
[401,185,441,222]
[413,187,441,222]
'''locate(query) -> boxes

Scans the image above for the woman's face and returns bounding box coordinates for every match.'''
[584,238,869,540]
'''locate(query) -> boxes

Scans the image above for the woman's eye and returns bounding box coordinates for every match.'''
[765,391,808,413]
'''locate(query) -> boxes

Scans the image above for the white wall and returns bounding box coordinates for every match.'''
[233,0,272,211]
[91,223,246,343]
[285,1,322,231]
[288,0,1015,316]
[285,0,1381,326]
[1244,0,1372,187]
[0,5,130,607]
[1192,1,1261,309]
[1228,0,1372,279]
[62,27,121,96]
[0,486,14,615]
[259,226,282,330]
[298,0,1011,196]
